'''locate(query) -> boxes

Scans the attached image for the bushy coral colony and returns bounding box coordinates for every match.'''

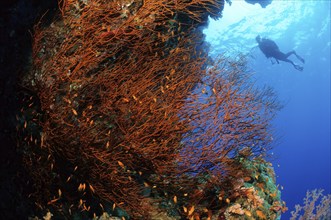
[19,0,287,219]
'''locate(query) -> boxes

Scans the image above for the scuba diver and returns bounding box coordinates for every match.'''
[255,35,305,71]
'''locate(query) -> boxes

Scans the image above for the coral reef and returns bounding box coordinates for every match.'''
[15,0,283,219]
[224,158,287,220]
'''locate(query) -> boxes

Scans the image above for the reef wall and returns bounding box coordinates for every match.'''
[1,0,283,219]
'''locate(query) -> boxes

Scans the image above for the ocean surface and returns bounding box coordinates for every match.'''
[204,0,330,218]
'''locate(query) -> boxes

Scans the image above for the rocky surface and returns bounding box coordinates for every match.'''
[0,0,58,218]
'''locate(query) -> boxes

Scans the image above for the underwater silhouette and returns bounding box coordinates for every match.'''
[256,35,305,71]
[245,0,273,8]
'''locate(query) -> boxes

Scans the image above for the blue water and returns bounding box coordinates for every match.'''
[204,0,330,218]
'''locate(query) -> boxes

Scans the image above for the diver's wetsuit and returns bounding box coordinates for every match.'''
[256,36,305,71]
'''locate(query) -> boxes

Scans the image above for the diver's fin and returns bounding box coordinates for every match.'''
[296,54,305,63]
[294,65,303,71]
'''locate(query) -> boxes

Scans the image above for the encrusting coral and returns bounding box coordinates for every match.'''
[224,158,287,220]
[18,0,284,219]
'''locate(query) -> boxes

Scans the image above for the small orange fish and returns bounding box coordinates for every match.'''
[78,183,86,191]
[256,210,266,219]
[47,198,59,205]
[245,210,252,217]
[63,98,71,104]
[89,184,95,193]
[99,203,104,210]
[66,176,71,182]
[257,183,265,191]
[188,206,195,216]
[72,109,78,115]
[244,176,252,182]
[117,161,125,168]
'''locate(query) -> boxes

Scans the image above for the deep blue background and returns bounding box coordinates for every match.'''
[204,0,330,218]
